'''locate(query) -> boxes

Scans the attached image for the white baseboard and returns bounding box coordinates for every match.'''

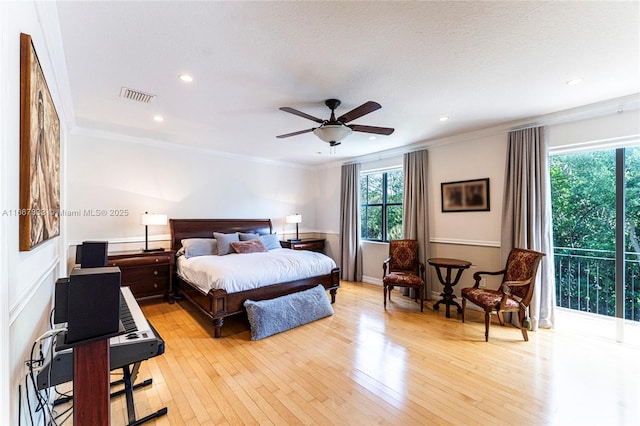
[362,275,382,286]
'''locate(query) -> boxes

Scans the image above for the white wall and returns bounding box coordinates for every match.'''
[0,2,70,424]
[66,131,321,255]
[428,132,505,246]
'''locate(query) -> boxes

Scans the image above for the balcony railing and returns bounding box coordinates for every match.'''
[554,247,640,322]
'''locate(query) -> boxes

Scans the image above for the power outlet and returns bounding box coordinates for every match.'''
[479,278,487,288]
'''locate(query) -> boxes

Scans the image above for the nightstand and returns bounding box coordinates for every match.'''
[107,250,174,302]
[280,238,325,253]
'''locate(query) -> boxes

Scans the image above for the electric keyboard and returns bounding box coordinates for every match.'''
[36,287,164,390]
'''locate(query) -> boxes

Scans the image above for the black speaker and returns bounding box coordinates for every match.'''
[65,267,121,345]
[53,277,70,324]
[76,241,109,268]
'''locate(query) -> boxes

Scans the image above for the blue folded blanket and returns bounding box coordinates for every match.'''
[244,284,334,340]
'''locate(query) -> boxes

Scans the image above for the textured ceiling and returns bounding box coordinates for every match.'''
[55,1,640,166]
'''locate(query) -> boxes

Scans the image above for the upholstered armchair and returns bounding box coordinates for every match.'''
[461,248,545,341]
[383,239,426,312]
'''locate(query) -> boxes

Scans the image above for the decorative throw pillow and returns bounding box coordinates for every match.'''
[244,284,334,340]
[239,232,260,241]
[259,233,281,250]
[180,238,217,258]
[230,239,268,254]
[213,232,240,255]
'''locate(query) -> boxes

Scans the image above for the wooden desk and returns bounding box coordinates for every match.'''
[428,258,471,318]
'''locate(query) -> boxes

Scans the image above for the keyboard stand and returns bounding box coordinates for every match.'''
[52,361,168,425]
[120,363,168,426]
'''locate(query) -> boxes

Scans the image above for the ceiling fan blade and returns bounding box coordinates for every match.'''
[350,124,395,136]
[276,128,315,139]
[279,107,324,124]
[337,101,382,123]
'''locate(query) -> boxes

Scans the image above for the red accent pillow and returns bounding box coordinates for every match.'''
[230,239,268,254]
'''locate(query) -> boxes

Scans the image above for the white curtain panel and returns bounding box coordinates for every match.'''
[340,163,363,281]
[501,126,556,330]
[403,150,432,297]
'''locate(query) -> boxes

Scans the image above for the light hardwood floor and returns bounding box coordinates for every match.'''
[59,281,640,425]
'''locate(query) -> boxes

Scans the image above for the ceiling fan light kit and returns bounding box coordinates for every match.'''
[313,125,352,145]
[277,98,394,147]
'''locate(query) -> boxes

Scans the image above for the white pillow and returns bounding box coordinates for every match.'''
[180,238,217,258]
[213,232,240,255]
[259,234,281,250]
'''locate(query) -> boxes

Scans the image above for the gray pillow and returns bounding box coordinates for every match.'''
[181,238,217,258]
[239,232,260,241]
[244,285,334,340]
[259,234,281,250]
[213,232,240,255]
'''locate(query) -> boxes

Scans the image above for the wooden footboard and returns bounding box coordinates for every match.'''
[175,268,340,338]
[170,218,340,338]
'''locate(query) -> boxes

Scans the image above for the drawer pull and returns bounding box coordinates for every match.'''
[153,283,158,288]
[154,270,158,275]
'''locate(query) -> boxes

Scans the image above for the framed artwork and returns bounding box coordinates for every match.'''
[441,178,490,212]
[19,33,60,251]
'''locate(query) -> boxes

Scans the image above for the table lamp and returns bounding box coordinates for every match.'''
[140,212,167,252]
[285,214,302,242]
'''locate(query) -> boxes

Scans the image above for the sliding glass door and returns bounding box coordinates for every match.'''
[551,146,640,344]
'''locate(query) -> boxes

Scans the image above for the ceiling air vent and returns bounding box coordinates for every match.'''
[119,87,156,103]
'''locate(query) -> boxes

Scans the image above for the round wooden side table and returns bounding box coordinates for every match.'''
[427,257,472,318]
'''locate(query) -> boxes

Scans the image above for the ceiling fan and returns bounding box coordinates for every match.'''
[276,99,395,146]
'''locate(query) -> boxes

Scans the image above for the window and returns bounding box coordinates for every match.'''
[551,146,640,324]
[360,168,403,241]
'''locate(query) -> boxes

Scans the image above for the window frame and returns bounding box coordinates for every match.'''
[360,168,403,242]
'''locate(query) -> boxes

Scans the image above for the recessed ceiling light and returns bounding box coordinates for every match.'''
[178,73,193,83]
[439,116,449,122]
[369,136,377,140]
[153,115,164,122]
[566,78,584,86]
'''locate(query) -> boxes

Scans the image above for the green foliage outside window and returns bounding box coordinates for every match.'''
[551,147,640,321]
[361,169,403,241]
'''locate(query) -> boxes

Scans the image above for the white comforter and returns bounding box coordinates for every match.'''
[176,248,337,294]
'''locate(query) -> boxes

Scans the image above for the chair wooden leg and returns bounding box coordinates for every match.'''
[461,298,466,323]
[484,311,491,342]
[497,311,505,326]
[383,284,387,309]
[519,308,529,341]
[419,287,424,312]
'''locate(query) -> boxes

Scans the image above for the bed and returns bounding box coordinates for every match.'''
[170,218,340,338]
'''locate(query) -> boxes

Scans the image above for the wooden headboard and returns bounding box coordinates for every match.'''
[169,219,273,252]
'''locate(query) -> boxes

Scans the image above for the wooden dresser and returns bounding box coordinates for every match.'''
[279,238,325,253]
[107,250,174,302]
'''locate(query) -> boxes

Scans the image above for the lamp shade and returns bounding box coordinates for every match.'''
[140,213,167,226]
[285,214,302,224]
[313,125,352,143]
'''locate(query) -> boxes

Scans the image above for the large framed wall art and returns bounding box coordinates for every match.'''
[441,178,490,212]
[19,33,60,251]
